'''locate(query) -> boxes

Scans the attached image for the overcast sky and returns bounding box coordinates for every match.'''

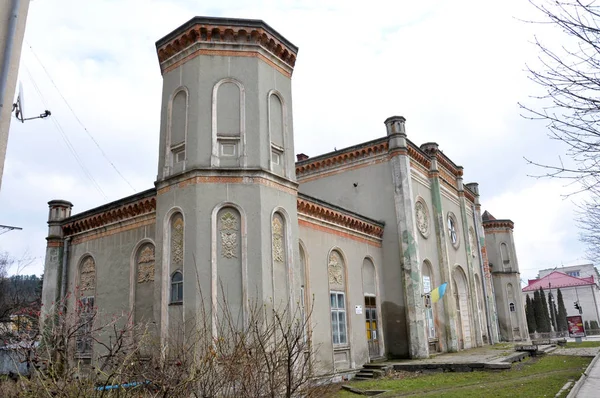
[0,0,590,285]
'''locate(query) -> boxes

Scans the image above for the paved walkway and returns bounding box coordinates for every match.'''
[573,351,600,397]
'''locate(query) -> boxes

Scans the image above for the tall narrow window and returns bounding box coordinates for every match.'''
[77,256,96,356]
[330,292,347,345]
[422,261,436,339]
[500,243,510,266]
[269,92,285,175]
[328,250,348,346]
[170,90,187,171]
[171,271,183,303]
[213,79,244,167]
[76,296,95,355]
[169,213,184,302]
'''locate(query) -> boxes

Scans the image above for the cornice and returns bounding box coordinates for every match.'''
[62,190,156,236]
[156,17,297,70]
[156,167,298,195]
[437,152,462,177]
[407,141,431,170]
[297,194,384,240]
[295,138,389,179]
[482,219,514,230]
[464,187,476,203]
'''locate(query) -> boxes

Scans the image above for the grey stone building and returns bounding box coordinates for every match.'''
[40,16,527,377]
[482,211,528,341]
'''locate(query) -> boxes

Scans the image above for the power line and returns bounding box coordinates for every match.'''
[25,42,137,193]
[24,67,108,200]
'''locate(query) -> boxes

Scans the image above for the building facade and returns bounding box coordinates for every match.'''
[40,16,527,376]
[523,265,600,332]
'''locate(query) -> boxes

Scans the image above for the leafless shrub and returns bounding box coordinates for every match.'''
[0,285,333,398]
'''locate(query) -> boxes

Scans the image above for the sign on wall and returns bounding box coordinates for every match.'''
[567,315,586,338]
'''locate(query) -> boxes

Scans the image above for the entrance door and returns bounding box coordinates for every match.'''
[365,296,379,357]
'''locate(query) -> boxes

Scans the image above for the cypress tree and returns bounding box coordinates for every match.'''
[553,300,560,331]
[525,294,537,332]
[548,291,557,331]
[533,290,545,332]
[539,287,551,332]
[557,289,568,331]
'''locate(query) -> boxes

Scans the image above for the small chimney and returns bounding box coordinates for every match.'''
[296,153,309,161]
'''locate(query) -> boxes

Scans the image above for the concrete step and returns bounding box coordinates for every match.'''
[363,363,388,370]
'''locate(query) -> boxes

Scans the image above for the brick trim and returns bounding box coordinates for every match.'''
[298,219,382,247]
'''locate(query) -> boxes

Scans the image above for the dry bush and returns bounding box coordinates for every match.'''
[0,287,335,398]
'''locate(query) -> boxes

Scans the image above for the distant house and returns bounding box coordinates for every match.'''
[522,264,600,330]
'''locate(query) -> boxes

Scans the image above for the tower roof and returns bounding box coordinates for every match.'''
[522,271,595,292]
[482,211,496,221]
[155,16,298,74]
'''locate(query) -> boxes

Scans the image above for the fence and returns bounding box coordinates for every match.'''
[529,329,600,340]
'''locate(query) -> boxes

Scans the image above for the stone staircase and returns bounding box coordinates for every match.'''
[354,362,390,380]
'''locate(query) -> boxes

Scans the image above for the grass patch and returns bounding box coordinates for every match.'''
[335,356,590,397]
[564,341,600,348]
[491,343,514,350]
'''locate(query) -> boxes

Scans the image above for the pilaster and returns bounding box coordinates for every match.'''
[421,142,459,352]
[457,171,483,347]
[385,116,428,359]
[467,183,500,344]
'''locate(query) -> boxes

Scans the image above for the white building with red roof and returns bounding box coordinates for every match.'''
[522,265,600,331]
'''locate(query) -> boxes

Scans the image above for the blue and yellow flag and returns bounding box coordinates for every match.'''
[430,282,448,304]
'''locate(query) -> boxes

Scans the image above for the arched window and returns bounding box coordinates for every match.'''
[171,271,183,303]
[328,250,347,346]
[447,213,459,248]
[268,91,285,175]
[169,213,184,303]
[500,243,510,266]
[169,89,188,173]
[509,302,515,312]
[77,256,96,356]
[422,260,436,339]
[212,78,245,167]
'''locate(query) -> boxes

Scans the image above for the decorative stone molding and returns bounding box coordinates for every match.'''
[437,153,462,177]
[415,199,430,238]
[272,217,284,263]
[137,246,155,283]
[464,188,476,203]
[482,219,514,231]
[80,257,96,292]
[297,194,384,240]
[295,139,389,178]
[172,216,184,264]
[328,251,344,287]
[407,143,431,170]
[220,211,238,259]
[62,190,156,236]
[155,17,298,69]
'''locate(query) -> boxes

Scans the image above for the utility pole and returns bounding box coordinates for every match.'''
[0,0,31,191]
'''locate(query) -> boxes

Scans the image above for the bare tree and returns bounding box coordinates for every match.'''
[0,287,330,398]
[520,0,600,258]
[0,252,40,337]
